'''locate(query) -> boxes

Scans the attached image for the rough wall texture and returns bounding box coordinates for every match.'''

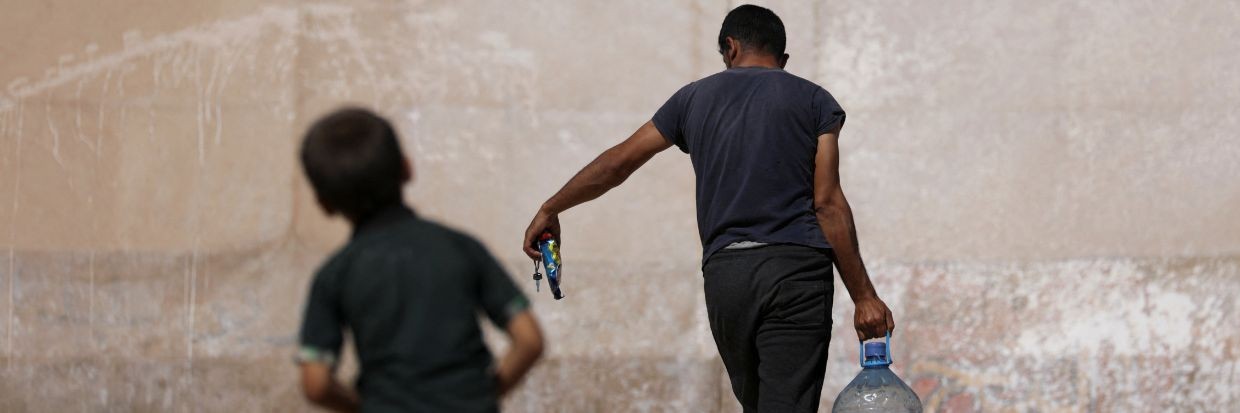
[1,1,1237,412]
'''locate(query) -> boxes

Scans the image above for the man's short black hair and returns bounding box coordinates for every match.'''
[300,107,406,220]
[718,4,786,57]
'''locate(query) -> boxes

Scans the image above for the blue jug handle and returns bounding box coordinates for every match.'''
[858,330,893,366]
[887,330,892,364]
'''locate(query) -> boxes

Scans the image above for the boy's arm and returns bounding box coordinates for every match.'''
[299,363,360,412]
[298,261,353,410]
[522,120,673,259]
[812,127,895,341]
[494,310,545,396]
[471,237,545,397]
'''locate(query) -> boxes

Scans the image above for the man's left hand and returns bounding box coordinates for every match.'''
[853,296,895,341]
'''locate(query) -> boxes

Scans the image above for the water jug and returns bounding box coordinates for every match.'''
[831,333,922,412]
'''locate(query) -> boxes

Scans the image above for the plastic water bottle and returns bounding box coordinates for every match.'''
[831,333,922,413]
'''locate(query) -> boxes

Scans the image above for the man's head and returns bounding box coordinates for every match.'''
[300,107,411,222]
[717,4,788,68]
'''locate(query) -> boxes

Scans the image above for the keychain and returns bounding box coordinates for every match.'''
[531,260,543,292]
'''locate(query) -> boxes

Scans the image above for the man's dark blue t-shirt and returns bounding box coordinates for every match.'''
[651,67,846,262]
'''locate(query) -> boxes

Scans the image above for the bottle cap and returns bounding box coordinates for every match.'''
[859,331,894,368]
[864,342,887,360]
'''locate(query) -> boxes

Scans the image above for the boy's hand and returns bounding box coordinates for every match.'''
[522,210,561,260]
[496,311,545,397]
[299,363,360,412]
[853,296,895,341]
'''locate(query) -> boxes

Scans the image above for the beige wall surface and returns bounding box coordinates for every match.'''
[1,0,1237,411]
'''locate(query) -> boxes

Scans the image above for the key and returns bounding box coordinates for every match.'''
[532,261,542,292]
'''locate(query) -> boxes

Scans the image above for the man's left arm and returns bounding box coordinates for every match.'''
[812,127,895,341]
[522,120,673,259]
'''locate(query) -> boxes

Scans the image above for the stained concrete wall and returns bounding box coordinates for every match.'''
[1,1,1237,412]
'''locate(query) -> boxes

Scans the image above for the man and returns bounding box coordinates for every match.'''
[522,5,894,412]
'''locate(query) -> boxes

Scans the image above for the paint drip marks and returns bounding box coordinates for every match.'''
[1,3,541,166]
[290,2,544,167]
[297,2,541,110]
[0,0,546,349]
[4,6,300,102]
[0,5,367,256]
[0,6,309,173]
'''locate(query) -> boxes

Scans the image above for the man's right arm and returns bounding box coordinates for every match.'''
[812,127,895,341]
[522,120,673,259]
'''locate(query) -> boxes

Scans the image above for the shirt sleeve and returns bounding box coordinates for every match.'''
[651,83,694,153]
[813,87,847,137]
[297,259,345,365]
[471,239,530,329]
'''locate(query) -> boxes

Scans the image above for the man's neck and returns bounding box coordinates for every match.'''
[730,54,781,69]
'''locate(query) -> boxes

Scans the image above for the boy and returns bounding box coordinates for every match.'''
[296,107,544,412]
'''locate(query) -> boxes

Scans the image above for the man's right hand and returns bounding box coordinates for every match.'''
[853,295,895,341]
[522,209,561,260]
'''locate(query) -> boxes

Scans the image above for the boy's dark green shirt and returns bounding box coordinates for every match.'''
[298,204,529,413]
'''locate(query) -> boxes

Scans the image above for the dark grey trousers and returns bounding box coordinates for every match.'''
[703,245,834,413]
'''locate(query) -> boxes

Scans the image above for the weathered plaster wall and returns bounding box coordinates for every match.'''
[1,1,1236,411]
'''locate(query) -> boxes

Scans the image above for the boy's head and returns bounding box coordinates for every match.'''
[300,107,411,222]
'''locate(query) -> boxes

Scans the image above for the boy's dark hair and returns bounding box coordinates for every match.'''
[300,107,406,220]
[717,4,786,57]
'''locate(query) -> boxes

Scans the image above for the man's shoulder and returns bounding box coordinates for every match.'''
[692,68,826,94]
[768,70,828,94]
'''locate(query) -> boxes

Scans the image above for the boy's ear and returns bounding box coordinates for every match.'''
[401,157,414,184]
[779,53,790,68]
[314,194,338,216]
